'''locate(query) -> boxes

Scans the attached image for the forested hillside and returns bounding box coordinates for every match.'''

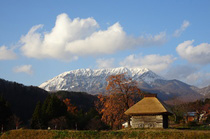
[0,79,100,129]
[0,78,48,123]
[55,91,97,112]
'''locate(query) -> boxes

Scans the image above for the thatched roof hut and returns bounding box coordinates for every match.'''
[125,94,172,115]
[125,94,172,128]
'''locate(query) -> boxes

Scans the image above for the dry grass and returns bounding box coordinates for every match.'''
[0,129,210,139]
[0,129,55,139]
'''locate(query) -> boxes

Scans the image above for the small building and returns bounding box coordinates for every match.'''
[184,112,198,123]
[184,110,210,124]
[124,94,173,128]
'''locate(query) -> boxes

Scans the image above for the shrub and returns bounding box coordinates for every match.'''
[187,121,198,127]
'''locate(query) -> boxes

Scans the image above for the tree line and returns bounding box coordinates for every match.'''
[1,74,143,130]
[30,74,143,130]
[31,94,108,130]
[1,74,209,131]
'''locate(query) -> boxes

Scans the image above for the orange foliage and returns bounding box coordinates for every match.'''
[63,98,77,114]
[95,73,142,129]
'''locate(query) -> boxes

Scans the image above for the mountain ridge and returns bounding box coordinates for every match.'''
[39,67,208,102]
[39,67,164,92]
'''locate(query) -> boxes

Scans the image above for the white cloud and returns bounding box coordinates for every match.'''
[164,64,210,88]
[96,58,115,69]
[176,40,210,65]
[13,65,33,75]
[20,13,98,61]
[0,46,17,60]
[164,65,198,80]
[173,20,190,37]
[185,72,210,88]
[66,23,166,56]
[120,54,176,73]
[20,13,167,61]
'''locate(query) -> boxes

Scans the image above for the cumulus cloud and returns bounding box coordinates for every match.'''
[176,40,210,65]
[0,46,17,60]
[96,58,115,69]
[13,65,33,75]
[20,13,167,61]
[20,13,98,61]
[66,24,166,56]
[173,20,190,37]
[119,54,176,73]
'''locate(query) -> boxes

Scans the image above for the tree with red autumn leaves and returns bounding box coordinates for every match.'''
[95,73,142,129]
[63,98,77,114]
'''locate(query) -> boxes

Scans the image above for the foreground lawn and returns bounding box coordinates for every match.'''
[1,129,210,139]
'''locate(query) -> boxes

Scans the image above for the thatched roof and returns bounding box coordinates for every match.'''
[125,94,173,115]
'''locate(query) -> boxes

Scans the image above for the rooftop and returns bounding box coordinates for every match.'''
[125,95,173,115]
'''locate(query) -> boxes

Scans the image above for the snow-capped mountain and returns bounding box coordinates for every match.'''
[39,67,163,93]
[39,67,203,102]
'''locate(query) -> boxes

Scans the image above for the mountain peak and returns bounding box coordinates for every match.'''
[39,67,204,102]
[39,67,163,93]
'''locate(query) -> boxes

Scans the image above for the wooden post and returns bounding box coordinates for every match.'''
[1,124,3,133]
[127,115,131,128]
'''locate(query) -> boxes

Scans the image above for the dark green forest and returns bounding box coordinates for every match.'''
[0,78,107,130]
[55,91,97,112]
[0,78,48,125]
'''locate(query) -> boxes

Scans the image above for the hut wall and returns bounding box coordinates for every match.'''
[131,115,163,128]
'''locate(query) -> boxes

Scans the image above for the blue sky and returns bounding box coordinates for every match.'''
[0,0,210,87]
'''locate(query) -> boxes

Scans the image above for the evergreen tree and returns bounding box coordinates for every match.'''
[0,95,12,130]
[41,95,51,128]
[45,95,67,120]
[32,94,67,129]
[31,101,43,129]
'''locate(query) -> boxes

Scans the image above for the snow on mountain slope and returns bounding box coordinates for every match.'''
[39,67,164,93]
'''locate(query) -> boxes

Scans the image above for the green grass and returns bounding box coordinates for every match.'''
[191,125,210,130]
[173,124,210,130]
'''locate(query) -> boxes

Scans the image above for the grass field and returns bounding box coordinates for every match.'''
[1,129,210,139]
